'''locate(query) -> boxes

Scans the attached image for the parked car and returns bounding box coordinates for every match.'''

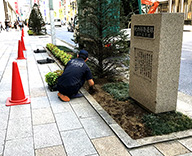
[115,21,131,42]
[119,28,131,41]
[54,19,61,27]
[67,22,74,32]
[108,28,131,44]
[67,16,78,32]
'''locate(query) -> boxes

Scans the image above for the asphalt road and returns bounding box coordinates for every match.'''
[46,25,192,96]
[46,25,75,46]
[179,31,192,96]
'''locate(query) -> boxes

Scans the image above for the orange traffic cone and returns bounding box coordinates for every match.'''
[21,36,26,51]
[22,28,24,37]
[6,61,31,106]
[16,40,26,60]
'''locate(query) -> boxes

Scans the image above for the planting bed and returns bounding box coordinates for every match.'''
[83,79,151,139]
[46,45,192,140]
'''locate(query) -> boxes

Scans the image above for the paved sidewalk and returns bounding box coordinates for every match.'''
[0,28,192,156]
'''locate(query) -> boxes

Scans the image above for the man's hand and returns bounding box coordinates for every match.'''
[88,79,94,86]
[88,86,97,94]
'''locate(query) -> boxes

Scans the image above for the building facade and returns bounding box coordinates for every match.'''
[1,0,191,28]
[158,0,192,23]
[1,0,18,27]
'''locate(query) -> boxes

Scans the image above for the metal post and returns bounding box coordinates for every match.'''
[49,0,56,45]
[30,0,32,9]
[138,0,142,14]
[180,0,184,12]
[168,0,172,13]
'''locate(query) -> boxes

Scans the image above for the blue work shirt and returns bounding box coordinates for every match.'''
[58,58,92,88]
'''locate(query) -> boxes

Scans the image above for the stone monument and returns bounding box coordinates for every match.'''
[129,13,184,113]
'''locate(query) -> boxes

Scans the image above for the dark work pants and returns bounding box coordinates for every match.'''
[57,83,82,98]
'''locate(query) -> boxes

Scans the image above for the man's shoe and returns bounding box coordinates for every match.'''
[57,92,70,102]
[70,93,83,99]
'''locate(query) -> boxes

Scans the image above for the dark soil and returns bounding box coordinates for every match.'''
[84,78,152,139]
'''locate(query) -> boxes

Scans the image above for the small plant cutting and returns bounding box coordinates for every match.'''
[46,43,73,65]
[27,30,34,35]
[45,70,63,91]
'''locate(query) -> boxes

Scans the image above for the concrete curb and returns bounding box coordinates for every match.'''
[81,87,192,149]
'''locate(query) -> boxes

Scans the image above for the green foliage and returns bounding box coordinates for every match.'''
[27,30,34,35]
[57,45,73,53]
[45,72,58,86]
[28,4,45,34]
[102,82,129,101]
[27,29,43,36]
[142,111,192,135]
[46,43,73,65]
[120,0,139,28]
[45,70,63,86]
[75,0,129,78]
[54,70,63,76]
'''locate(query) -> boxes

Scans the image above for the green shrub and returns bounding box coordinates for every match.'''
[142,111,192,136]
[45,72,58,86]
[28,3,45,34]
[57,45,73,52]
[46,43,73,65]
[102,82,129,101]
[45,70,63,86]
[27,30,34,35]
[53,70,63,77]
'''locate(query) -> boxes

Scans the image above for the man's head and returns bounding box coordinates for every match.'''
[78,50,88,61]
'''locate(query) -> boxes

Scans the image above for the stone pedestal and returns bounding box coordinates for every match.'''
[129,13,184,113]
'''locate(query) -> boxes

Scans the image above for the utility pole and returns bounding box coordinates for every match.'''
[138,0,142,14]
[49,0,56,45]
[168,0,172,13]
[30,0,32,9]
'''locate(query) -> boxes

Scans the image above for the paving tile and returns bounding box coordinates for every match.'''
[173,130,192,139]
[6,117,32,140]
[80,88,118,125]
[97,109,117,125]
[38,64,51,74]
[0,130,6,155]
[9,105,31,119]
[61,129,97,156]
[129,145,164,156]
[0,93,11,105]
[154,141,190,156]
[0,105,9,130]
[27,68,39,77]
[179,137,192,151]
[30,87,47,98]
[177,153,192,156]
[92,136,130,156]
[47,92,60,102]
[55,111,82,131]
[177,100,192,114]
[31,96,50,109]
[47,63,60,72]
[33,123,62,149]
[32,107,55,125]
[69,97,88,105]
[80,116,114,139]
[136,131,176,147]
[4,137,34,156]
[35,145,67,156]
[0,81,11,92]
[51,102,73,114]
[71,102,98,118]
